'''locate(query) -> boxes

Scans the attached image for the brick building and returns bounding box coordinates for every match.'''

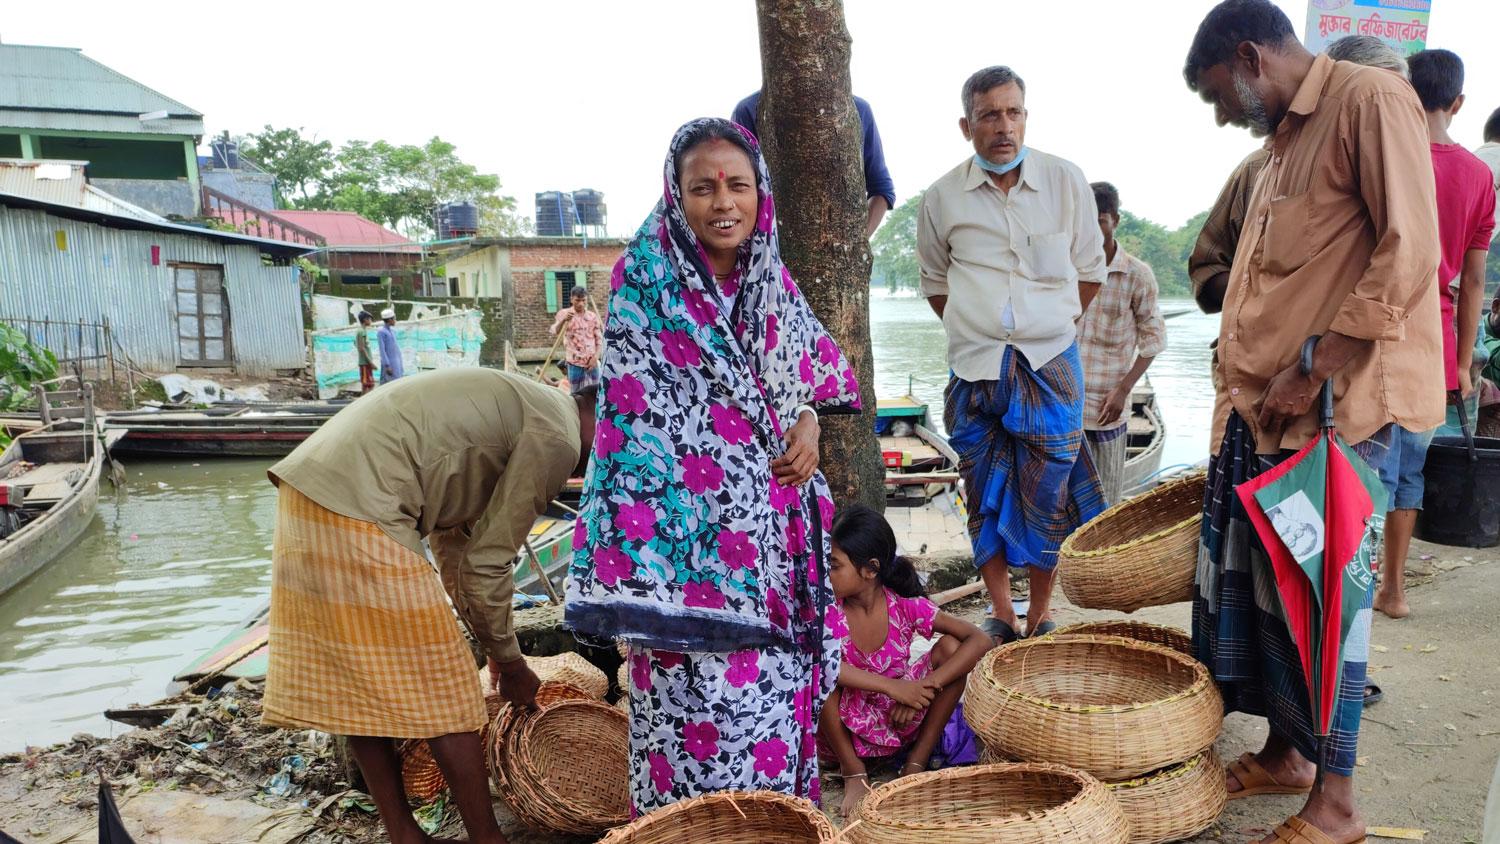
[436,237,628,363]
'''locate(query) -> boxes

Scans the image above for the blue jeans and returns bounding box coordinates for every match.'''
[1378,426,1435,511]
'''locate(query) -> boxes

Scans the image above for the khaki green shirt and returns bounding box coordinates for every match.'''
[355,327,373,366]
[269,368,579,663]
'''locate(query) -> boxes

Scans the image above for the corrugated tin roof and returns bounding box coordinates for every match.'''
[0,44,204,136]
[0,189,310,254]
[270,210,412,247]
[0,158,166,221]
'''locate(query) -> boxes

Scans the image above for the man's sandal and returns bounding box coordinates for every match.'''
[980,616,1019,646]
[1269,815,1366,844]
[1226,753,1312,800]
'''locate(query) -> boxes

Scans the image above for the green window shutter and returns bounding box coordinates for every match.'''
[576,269,587,292]
[545,270,558,312]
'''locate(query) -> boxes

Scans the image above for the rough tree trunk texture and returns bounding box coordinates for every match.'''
[755,0,886,512]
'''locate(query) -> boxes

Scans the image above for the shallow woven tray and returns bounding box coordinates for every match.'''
[965,634,1222,780]
[1054,620,1193,658]
[1107,750,1226,844]
[1059,473,1205,613]
[598,790,836,843]
[492,697,630,835]
[527,651,609,699]
[849,762,1129,844]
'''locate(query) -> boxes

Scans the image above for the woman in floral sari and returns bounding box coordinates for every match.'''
[565,118,861,813]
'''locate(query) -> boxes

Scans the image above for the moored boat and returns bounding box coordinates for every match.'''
[103,400,349,458]
[1120,379,1166,496]
[876,395,961,507]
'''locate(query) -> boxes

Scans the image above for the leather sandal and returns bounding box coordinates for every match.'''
[1269,815,1367,844]
[1226,752,1312,799]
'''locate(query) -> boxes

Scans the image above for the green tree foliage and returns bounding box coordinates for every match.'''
[870,192,923,291]
[0,322,59,413]
[237,128,528,239]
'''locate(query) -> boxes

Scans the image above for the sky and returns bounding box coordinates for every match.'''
[4,1,1495,233]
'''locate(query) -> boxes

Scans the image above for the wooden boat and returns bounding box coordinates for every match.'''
[1120,378,1166,495]
[103,400,349,458]
[876,395,961,507]
[0,394,103,596]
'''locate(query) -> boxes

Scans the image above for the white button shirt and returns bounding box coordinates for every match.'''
[917,150,1107,381]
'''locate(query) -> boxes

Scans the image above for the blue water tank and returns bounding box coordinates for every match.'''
[535,191,576,237]
[573,188,606,226]
[437,201,479,238]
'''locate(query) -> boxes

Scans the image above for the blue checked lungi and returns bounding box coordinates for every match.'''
[1193,412,1393,776]
[943,343,1105,572]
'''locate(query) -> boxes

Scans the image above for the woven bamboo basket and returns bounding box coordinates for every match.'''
[1058,472,1205,613]
[398,692,506,801]
[849,762,1129,844]
[1054,620,1193,658]
[1106,750,1226,844]
[598,790,835,843]
[486,681,594,778]
[493,699,630,835]
[526,651,609,699]
[965,634,1222,780]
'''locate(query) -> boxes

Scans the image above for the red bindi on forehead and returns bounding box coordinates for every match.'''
[717,170,725,180]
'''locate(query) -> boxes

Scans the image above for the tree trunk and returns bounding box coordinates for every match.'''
[755,0,885,512]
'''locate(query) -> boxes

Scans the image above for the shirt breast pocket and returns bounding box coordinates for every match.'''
[1028,231,1073,286]
[1259,193,1311,276]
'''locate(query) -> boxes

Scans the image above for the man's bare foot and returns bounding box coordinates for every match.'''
[840,773,871,820]
[1225,748,1315,794]
[1373,587,1409,619]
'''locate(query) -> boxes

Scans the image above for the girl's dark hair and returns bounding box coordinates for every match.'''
[672,118,758,184]
[831,504,923,598]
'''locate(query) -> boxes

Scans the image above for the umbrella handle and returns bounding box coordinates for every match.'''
[1451,389,1478,462]
[1300,336,1334,430]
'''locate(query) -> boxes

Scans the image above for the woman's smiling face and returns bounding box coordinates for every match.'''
[678,138,758,273]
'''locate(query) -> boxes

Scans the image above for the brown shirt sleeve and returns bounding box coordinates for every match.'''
[452,431,576,664]
[1189,149,1270,297]
[1327,92,1441,342]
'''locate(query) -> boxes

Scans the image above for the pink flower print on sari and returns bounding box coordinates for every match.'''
[724,650,760,687]
[608,374,648,415]
[842,365,859,398]
[816,336,839,368]
[716,530,756,571]
[661,330,702,368]
[753,738,789,779]
[710,403,753,445]
[793,684,812,729]
[683,289,718,327]
[654,650,685,670]
[572,517,588,551]
[618,501,657,544]
[787,516,807,555]
[815,374,840,402]
[683,579,726,609]
[595,545,634,586]
[758,193,776,233]
[630,652,653,691]
[648,752,673,794]
[818,495,835,532]
[611,258,626,293]
[769,477,797,513]
[765,313,780,351]
[594,417,624,457]
[798,352,814,385]
[767,587,789,630]
[682,453,725,494]
[780,265,798,295]
[683,721,720,762]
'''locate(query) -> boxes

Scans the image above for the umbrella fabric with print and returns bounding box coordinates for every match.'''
[1234,337,1387,748]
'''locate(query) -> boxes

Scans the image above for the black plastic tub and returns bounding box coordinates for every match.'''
[1416,435,1500,548]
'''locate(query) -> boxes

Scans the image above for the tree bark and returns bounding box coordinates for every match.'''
[755,0,885,512]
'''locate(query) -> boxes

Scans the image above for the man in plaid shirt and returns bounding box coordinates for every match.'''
[1077,182,1166,504]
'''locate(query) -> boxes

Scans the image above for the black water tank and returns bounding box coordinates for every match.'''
[437,201,479,238]
[535,191,576,237]
[211,139,240,170]
[1416,435,1500,547]
[573,188,606,226]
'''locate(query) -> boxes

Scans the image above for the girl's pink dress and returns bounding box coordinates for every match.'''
[826,588,939,757]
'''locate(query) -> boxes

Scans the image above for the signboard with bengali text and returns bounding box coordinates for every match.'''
[1304,0,1431,57]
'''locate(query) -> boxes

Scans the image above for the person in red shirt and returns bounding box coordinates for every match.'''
[1375,49,1497,620]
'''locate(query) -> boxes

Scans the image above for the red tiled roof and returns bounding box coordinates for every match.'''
[271,210,412,247]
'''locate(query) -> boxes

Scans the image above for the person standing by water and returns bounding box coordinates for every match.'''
[262,368,596,844]
[1183,3,1442,842]
[1077,181,1165,506]
[354,311,375,394]
[549,285,604,394]
[376,307,404,384]
[566,118,861,813]
[917,64,1107,643]
[1375,49,1496,620]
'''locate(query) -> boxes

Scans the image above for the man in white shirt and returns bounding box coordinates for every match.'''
[1477,106,1500,242]
[917,65,1108,643]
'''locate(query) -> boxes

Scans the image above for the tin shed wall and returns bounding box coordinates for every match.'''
[0,205,305,374]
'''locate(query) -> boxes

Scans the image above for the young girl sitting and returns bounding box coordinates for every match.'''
[820,504,991,818]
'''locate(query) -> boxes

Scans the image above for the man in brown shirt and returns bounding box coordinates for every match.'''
[265,367,594,844]
[1183,2,1442,843]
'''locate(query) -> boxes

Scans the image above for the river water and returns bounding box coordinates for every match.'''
[0,295,1218,751]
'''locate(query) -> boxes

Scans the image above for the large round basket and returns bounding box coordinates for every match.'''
[965,634,1222,780]
[849,762,1129,844]
[1107,750,1226,844]
[1059,472,1204,613]
[493,698,630,835]
[526,651,609,699]
[1054,620,1193,658]
[398,693,506,801]
[598,790,835,843]
[487,681,594,779]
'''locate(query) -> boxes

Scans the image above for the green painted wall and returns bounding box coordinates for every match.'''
[35,135,188,179]
[0,135,20,157]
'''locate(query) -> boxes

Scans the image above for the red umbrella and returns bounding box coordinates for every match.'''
[1235,337,1387,757]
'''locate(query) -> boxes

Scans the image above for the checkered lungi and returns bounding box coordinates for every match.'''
[262,484,486,738]
[944,343,1104,572]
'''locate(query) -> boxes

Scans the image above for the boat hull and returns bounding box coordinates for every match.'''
[0,434,103,596]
